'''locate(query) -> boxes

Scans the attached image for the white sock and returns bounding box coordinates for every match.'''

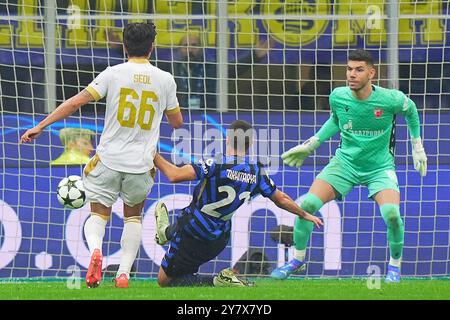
[117,217,142,278]
[84,214,108,255]
[294,249,306,262]
[389,257,402,268]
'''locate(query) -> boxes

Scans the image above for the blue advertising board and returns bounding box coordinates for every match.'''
[1,112,449,277]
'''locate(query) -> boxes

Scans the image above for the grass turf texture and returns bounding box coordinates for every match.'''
[1,278,449,300]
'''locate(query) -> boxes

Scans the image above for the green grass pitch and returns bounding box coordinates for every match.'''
[1,277,449,300]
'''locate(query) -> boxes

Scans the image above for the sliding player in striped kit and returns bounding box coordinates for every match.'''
[20,22,183,288]
[152,120,323,287]
[271,49,427,283]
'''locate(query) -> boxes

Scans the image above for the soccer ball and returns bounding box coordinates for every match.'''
[57,175,86,209]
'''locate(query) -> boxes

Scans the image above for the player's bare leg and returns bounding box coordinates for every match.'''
[271,179,336,279]
[309,179,338,202]
[114,200,145,288]
[84,202,111,288]
[374,189,403,283]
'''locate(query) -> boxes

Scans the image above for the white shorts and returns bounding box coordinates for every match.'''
[83,155,155,207]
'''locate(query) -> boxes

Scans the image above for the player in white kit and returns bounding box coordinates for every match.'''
[20,22,183,288]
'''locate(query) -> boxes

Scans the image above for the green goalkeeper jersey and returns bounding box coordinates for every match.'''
[317,85,421,172]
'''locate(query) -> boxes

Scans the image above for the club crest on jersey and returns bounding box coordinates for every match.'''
[374,108,383,118]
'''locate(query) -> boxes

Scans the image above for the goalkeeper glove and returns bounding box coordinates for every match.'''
[282,136,321,167]
[411,137,427,177]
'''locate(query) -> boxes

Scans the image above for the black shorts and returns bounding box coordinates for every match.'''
[160,212,230,278]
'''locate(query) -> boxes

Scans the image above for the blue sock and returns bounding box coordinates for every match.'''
[168,274,215,287]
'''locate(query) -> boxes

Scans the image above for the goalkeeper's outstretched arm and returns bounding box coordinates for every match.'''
[401,97,427,176]
[282,113,340,167]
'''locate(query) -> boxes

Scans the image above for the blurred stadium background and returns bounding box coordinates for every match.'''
[0,0,449,283]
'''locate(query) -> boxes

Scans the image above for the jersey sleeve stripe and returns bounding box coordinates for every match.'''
[86,85,102,101]
[83,154,100,176]
[165,105,181,115]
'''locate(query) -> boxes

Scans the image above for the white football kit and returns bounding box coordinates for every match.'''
[83,58,180,207]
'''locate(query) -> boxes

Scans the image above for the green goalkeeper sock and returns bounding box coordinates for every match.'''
[380,204,404,260]
[293,193,324,251]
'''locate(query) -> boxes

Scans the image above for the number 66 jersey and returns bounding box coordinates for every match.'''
[86,58,180,174]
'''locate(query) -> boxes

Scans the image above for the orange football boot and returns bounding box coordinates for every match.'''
[86,249,102,288]
[114,273,129,288]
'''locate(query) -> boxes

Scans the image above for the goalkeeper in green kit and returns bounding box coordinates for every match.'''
[271,49,427,283]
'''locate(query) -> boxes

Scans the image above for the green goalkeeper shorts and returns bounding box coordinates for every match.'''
[316,156,400,199]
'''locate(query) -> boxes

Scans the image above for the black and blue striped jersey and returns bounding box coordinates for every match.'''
[181,154,277,241]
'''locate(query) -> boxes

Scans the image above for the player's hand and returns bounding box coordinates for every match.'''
[303,213,323,228]
[20,126,43,144]
[281,136,320,167]
[411,137,427,177]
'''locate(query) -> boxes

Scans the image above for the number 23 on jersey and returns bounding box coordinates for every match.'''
[117,87,158,130]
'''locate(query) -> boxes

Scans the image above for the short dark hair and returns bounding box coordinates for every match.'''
[123,22,157,57]
[348,49,374,66]
[228,120,253,153]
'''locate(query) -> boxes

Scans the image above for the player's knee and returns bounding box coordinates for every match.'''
[300,193,324,214]
[380,204,402,228]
